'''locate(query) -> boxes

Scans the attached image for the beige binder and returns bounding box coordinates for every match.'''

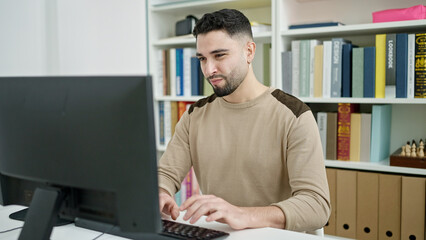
[401,176,425,240]
[324,168,336,235]
[356,172,379,240]
[336,170,357,238]
[378,174,401,240]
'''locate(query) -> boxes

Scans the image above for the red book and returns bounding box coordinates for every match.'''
[337,103,359,160]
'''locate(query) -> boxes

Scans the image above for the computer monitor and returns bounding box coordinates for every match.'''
[0,76,169,240]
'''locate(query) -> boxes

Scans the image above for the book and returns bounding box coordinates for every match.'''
[385,33,397,98]
[291,40,301,97]
[370,105,392,162]
[317,112,327,158]
[414,33,426,98]
[164,101,172,146]
[309,40,322,97]
[281,51,292,94]
[331,38,351,97]
[337,103,359,161]
[396,33,408,98]
[299,40,310,97]
[326,112,338,160]
[170,101,178,136]
[352,47,364,98]
[289,21,344,29]
[183,48,196,97]
[190,56,201,96]
[157,50,164,97]
[349,113,361,161]
[159,101,165,145]
[342,43,356,97]
[169,48,176,96]
[175,48,184,96]
[407,34,415,98]
[375,34,386,98]
[322,41,332,98]
[364,47,376,98]
[314,45,324,98]
[360,113,371,162]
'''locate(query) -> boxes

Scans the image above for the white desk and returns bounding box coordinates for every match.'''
[0,205,334,240]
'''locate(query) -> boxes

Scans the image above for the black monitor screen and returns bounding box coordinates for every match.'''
[0,76,162,239]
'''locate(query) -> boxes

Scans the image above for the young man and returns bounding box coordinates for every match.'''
[158,9,330,232]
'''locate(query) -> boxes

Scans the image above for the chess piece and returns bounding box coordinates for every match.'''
[401,145,406,156]
[405,141,411,157]
[419,139,424,158]
[411,141,417,157]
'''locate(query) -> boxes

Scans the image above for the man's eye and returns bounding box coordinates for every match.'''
[198,57,205,62]
[216,54,225,58]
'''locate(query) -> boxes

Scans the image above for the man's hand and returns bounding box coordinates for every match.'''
[159,188,180,220]
[180,194,248,230]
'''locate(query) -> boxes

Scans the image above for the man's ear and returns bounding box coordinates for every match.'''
[246,41,256,64]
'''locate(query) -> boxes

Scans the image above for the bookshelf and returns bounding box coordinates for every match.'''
[148,0,426,171]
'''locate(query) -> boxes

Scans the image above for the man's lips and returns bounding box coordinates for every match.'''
[210,78,223,86]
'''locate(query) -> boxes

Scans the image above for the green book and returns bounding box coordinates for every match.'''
[352,47,364,98]
[299,40,310,97]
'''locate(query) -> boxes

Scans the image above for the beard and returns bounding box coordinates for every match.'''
[208,72,245,97]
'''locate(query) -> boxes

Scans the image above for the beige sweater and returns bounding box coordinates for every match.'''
[158,88,330,231]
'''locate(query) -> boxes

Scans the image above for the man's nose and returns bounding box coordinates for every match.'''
[204,61,217,77]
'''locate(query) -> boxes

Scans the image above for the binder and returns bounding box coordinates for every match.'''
[401,176,425,240]
[378,174,401,240]
[356,172,379,240]
[336,170,357,238]
[324,168,336,235]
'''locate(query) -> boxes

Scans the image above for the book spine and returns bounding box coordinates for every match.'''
[183,48,195,97]
[396,33,408,98]
[291,40,300,97]
[337,103,358,160]
[352,47,364,98]
[185,168,193,200]
[326,112,337,160]
[414,33,426,98]
[299,40,310,97]
[407,34,415,98]
[170,101,178,136]
[375,34,386,98]
[282,51,292,94]
[190,57,200,96]
[349,113,361,161]
[323,41,332,98]
[342,44,354,97]
[364,47,376,98]
[164,101,172,146]
[175,48,183,96]
[169,48,176,96]
[314,45,324,98]
[370,105,392,162]
[317,112,327,158]
[163,50,170,96]
[310,40,321,97]
[360,113,371,162]
[157,50,164,97]
[159,101,165,145]
[331,38,349,97]
[386,34,397,86]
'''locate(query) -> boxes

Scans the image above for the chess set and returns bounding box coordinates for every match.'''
[390,139,426,169]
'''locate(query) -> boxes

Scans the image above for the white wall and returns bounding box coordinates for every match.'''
[0,0,148,76]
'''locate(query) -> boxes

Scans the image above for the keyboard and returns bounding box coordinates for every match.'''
[161,219,229,240]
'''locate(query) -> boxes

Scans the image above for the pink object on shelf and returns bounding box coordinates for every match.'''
[372,5,426,23]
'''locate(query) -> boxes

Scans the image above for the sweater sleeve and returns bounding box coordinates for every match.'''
[157,111,193,197]
[271,110,331,232]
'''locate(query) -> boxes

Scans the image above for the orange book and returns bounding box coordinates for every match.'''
[337,103,359,160]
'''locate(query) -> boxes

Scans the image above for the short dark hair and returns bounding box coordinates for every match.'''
[192,9,253,40]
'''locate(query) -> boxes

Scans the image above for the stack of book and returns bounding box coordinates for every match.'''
[282,33,426,99]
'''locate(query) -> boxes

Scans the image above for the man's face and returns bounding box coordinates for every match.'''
[196,30,249,97]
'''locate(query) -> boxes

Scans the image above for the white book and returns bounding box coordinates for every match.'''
[183,48,196,97]
[169,48,176,97]
[322,41,332,98]
[309,40,322,97]
[317,112,327,159]
[164,101,172,146]
[407,34,415,99]
[291,40,300,97]
[157,50,164,97]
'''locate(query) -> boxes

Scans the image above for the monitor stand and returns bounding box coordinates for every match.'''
[10,209,73,226]
[12,187,70,240]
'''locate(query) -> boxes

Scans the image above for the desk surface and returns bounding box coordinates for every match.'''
[0,205,334,240]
